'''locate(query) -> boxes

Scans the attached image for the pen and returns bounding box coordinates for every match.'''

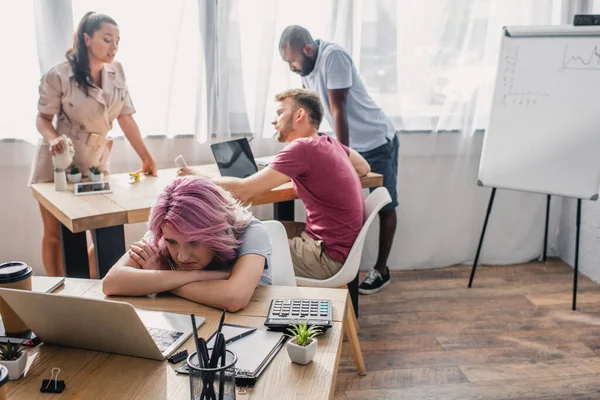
[209,310,226,367]
[225,328,257,345]
[216,310,226,337]
[190,315,202,366]
[218,334,226,400]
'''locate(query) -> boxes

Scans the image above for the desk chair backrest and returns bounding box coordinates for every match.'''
[295,187,392,288]
[263,220,297,286]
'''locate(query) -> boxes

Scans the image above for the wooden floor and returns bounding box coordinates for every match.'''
[336,259,600,400]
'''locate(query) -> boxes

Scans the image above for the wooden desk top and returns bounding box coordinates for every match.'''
[31,157,383,232]
[8,278,348,400]
[30,182,127,233]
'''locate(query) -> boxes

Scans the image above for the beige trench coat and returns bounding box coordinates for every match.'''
[29,60,135,184]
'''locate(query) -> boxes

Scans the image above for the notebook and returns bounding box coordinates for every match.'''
[0,276,64,345]
[176,323,285,386]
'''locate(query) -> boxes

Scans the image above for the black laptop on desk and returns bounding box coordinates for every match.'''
[210,138,259,178]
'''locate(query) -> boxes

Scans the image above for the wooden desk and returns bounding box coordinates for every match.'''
[8,279,348,400]
[105,166,383,225]
[31,158,383,279]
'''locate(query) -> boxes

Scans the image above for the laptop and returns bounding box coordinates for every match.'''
[0,288,205,361]
[210,138,259,178]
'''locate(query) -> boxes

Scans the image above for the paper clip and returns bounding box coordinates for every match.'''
[40,367,66,393]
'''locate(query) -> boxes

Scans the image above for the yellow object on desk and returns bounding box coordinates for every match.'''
[128,172,140,184]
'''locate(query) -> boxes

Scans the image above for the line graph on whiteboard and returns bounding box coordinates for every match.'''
[500,45,550,109]
[561,45,600,71]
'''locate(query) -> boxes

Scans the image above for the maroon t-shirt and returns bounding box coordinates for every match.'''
[270,135,365,264]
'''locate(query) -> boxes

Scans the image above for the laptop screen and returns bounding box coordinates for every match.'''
[210,138,258,178]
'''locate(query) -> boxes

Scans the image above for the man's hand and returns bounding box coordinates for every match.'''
[177,167,199,176]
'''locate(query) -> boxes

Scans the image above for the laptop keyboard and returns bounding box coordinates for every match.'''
[147,327,184,352]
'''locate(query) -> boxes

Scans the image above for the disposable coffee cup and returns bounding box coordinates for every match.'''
[0,262,33,335]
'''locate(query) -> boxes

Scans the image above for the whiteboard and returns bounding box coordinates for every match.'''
[478,25,600,200]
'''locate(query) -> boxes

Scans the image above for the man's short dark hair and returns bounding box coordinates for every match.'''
[279,25,315,53]
[275,89,323,128]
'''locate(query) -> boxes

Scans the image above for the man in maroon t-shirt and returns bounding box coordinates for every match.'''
[179,89,369,279]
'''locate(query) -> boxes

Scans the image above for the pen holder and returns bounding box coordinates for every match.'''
[187,349,237,400]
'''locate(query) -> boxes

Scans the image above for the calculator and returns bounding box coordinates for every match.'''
[264,298,333,332]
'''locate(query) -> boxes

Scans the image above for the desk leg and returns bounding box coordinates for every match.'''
[348,273,359,318]
[274,201,295,221]
[92,225,126,278]
[60,224,90,278]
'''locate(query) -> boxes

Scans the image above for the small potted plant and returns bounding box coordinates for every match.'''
[0,341,26,380]
[67,165,82,183]
[285,321,322,365]
[89,165,104,182]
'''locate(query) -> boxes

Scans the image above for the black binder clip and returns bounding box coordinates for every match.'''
[40,367,65,393]
[168,349,188,364]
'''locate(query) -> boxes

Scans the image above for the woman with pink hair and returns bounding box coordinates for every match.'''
[102,176,272,312]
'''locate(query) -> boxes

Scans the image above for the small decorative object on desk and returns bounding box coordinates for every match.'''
[0,340,27,380]
[66,165,82,183]
[51,135,75,191]
[89,166,104,182]
[128,172,140,184]
[285,321,322,365]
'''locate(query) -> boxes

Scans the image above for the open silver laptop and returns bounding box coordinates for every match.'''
[0,288,205,361]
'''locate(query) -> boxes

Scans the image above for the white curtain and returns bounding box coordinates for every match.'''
[0,1,42,142]
[352,0,565,269]
[224,0,568,269]
[3,0,578,143]
[70,0,204,140]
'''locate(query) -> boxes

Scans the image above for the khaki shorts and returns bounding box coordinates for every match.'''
[282,222,343,280]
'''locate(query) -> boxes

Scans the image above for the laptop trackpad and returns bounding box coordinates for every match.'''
[135,309,201,333]
[135,309,205,356]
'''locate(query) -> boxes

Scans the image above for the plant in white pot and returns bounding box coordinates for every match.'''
[89,165,104,182]
[285,321,322,365]
[0,341,27,380]
[67,165,82,183]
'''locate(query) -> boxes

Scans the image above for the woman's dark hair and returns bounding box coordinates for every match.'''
[66,12,117,96]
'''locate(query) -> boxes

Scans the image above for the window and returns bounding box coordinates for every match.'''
[357,0,563,132]
[0,1,40,142]
[72,1,202,139]
[1,0,569,143]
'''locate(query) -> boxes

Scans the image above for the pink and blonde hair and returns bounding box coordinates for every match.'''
[148,176,251,263]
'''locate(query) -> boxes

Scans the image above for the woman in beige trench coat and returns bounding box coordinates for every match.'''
[30,12,157,277]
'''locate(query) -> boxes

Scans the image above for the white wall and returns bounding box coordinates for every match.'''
[0,133,568,279]
[558,198,600,282]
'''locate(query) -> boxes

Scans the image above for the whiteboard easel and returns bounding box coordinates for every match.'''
[470,24,600,310]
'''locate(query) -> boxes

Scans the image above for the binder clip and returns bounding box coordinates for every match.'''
[40,367,65,393]
[167,349,188,364]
